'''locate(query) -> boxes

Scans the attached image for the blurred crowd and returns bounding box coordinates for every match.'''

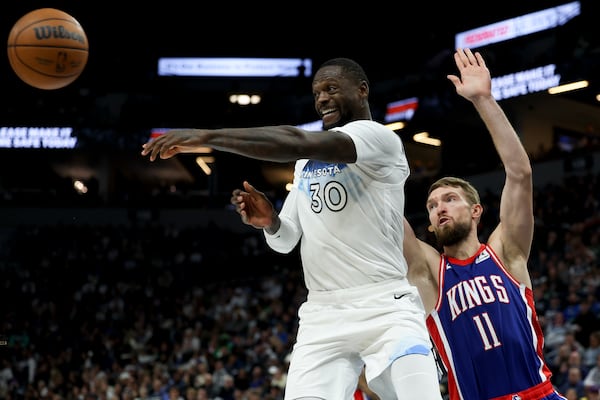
[0,170,599,400]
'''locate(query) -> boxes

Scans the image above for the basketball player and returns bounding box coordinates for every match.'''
[403,48,567,399]
[142,58,442,399]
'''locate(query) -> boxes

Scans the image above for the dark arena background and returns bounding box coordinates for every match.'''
[0,1,599,399]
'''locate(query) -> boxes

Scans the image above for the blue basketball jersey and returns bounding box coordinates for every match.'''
[427,244,566,400]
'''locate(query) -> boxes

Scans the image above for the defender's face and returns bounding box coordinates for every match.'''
[427,186,474,246]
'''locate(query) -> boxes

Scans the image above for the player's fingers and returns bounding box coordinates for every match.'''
[243,181,254,192]
[239,210,250,224]
[159,146,173,159]
[474,51,486,67]
[231,189,245,202]
[142,137,165,160]
[236,201,245,214]
[245,182,263,200]
[151,145,165,161]
[463,49,475,64]
[454,48,468,68]
[141,138,158,156]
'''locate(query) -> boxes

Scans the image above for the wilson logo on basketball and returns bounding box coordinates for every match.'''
[7,7,89,89]
[32,26,86,44]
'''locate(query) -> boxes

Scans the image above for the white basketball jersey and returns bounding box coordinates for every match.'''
[266,120,410,291]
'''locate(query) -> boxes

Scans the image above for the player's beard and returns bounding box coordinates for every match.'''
[435,219,471,247]
[322,109,352,130]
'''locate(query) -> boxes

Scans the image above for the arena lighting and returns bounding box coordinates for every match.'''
[547,80,589,94]
[229,94,261,105]
[195,156,215,175]
[413,132,441,147]
[385,122,406,131]
[73,180,88,194]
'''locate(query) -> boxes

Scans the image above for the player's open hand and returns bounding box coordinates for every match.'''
[141,129,206,161]
[231,181,276,230]
[447,48,492,101]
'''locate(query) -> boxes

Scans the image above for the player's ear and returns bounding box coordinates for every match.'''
[472,203,483,219]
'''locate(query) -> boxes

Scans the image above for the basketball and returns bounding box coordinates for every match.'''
[7,8,88,90]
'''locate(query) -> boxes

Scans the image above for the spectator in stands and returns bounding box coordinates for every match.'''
[584,352,600,398]
[558,366,586,399]
[572,298,600,348]
[545,312,575,350]
[584,331,600,371]
[1,155,599,399]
